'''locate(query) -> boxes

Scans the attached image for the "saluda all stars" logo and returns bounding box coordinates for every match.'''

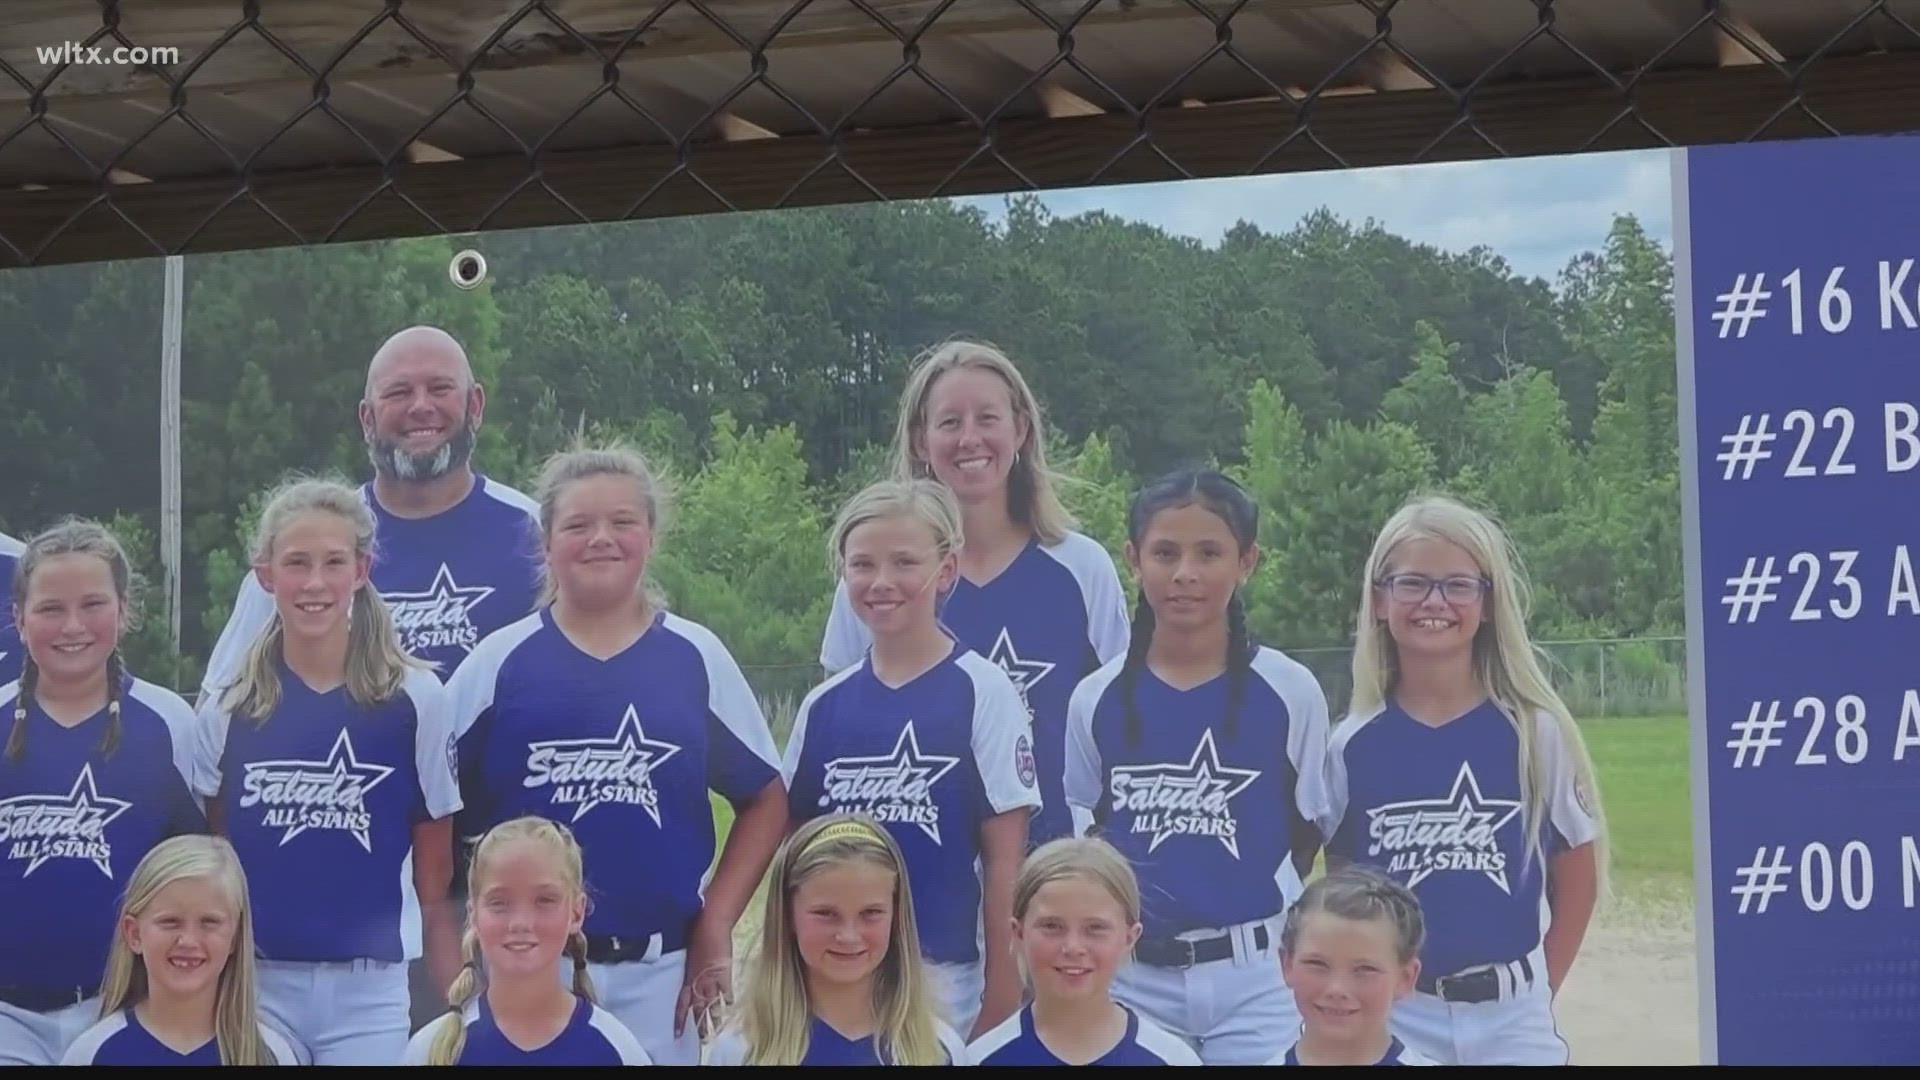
[239,729,396,852]
[1106,729,1261,858]
[523,705,682,825]
[1366,761,1523,893]
[987,628,1055,721]
[818,723,962,843]
[384,564,495,656]
[0,764,132,876]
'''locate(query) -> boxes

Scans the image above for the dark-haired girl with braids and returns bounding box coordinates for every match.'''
[0,519,205,1066]
[1269,866,1437,1066]
[401,816,651,1065]
[1062,468,1331,1066]
[191,478,461,1066]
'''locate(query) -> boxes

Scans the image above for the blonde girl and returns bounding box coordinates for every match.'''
[784,480,1039,1038]
[1321,493,1607,1066]
[60,835,301,1065]
[444,443,788,1066]
[820,339,1130,848]
[1268,865,1437,1066]
[192,477,461,1066]
[706,814,968,1065]
[968,838,1199,1066]
[0,519,204,1066]
[403,816,649,1064]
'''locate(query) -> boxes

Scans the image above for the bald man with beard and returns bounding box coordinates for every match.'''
[197,326,544,1028]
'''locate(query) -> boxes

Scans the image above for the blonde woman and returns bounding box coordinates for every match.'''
[820,339,1130,848]
[1322,494,1607,1066]
[786,480,1039,1038]
[0,519,204,1065]
[707,814,968,1065]
[61,834,301,1065]
[192,478,462,1066]
[402,816,649,1065]
[968,838,1198,1066]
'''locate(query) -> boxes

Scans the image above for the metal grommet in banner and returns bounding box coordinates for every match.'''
[449,249,487,289]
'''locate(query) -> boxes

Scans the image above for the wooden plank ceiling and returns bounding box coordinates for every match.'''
[0,0,1916,265]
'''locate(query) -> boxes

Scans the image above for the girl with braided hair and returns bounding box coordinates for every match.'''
[1268,865,1438,1066]
[1062,467,1332,1065]
[0,518,204,1065]
[401,816,650,1065]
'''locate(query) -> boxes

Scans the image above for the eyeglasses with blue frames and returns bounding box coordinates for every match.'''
[1374,573,1491,605]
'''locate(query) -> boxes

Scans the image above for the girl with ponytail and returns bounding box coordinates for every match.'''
[0,518,204,1066]
[402,816,650,1065]
[191,478,461,1066]
[1062,468,1333,1065]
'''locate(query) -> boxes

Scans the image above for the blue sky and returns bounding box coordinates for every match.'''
[952,146,1672,287]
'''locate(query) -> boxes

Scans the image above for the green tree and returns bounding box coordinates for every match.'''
[648,413,833,704]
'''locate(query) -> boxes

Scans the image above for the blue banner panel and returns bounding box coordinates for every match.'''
[1678,135,1920,1066]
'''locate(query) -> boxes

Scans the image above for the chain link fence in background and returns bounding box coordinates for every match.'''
[1,1,1919,266]
[743,635,1688,744]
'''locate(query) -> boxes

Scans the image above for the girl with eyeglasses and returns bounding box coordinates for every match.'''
[1318,495,1608,1066]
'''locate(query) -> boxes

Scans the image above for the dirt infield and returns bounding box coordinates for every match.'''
[1555,896,1700,1066]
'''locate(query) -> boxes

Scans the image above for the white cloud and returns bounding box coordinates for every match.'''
[952,148,1674,285]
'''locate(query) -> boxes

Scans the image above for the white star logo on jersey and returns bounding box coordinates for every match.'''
[1365,761,1524,893]
[383,564,496,656]
[1106,729,1261,858]
[238,729,397,852]
[0,764,133,876]
[987,629,1055,716]
[818,722,962,843]
[523,705,683,825]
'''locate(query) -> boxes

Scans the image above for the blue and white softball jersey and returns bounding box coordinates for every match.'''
[782,646,1042,965]
[192,663,460,963]
[0,677,205,999]
[0,530,24,688]
[1268,1033,1439,1066]
[1321,700,1600,982]
[198,477,542,704]
[1062,647,1331,938]
[60,1010,303,1065]
[705,1016,970,1066]
[820,533,1128,844]
[400,994,651,1065]
[969,1004,1200,1066]
[447,609,782,948]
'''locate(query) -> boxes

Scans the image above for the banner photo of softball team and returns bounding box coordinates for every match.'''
[4,143,1729,1069]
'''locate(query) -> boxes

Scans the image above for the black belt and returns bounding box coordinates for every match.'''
[1418,955,1533,1004]
[0,984,90,1013]
[584,928,688,965]
[1135,924,1270,969]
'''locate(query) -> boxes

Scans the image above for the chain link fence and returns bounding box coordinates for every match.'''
[1283,635,1689,722]
[1,1,1918,267]
[740,635,1689,745]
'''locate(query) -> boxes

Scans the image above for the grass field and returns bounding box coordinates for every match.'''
[707,712,1697,944]
[1581,715,1694,907]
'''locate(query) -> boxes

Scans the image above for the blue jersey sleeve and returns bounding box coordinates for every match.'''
[678,621,781,803]
[445,627,526,841]
[139,681,211,836]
